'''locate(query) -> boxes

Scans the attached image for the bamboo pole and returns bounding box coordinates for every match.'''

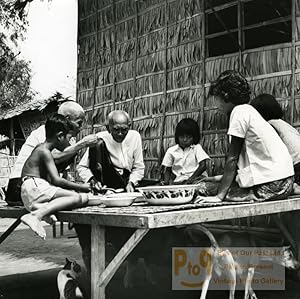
[158,0,168,164]
[112,0,116,110]
[199,0,205,141]
[237,0,244,72]
[9,119,15,156]
[91,1,99,133]
[130,0,138,127]
[291,0,296,124]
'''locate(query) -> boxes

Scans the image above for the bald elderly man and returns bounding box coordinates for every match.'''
[6,101,99,206]
[75,110,145,285]
[77,110,145,192]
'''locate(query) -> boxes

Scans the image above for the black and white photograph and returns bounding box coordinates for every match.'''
[0,0,299,298]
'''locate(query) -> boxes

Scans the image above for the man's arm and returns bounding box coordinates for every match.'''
[52,134,100,165]
[42,151,90,193]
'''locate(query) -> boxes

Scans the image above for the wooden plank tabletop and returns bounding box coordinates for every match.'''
[1,196,300,228]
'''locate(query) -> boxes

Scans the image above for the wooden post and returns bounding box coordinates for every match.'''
[199,0,205,140]
[130,0,139,126]
[91,0,99,134]
[91,224,105,299]
[158,0,169,164]
[99,228,149,287]
[291,0,296,125]
[9,119,15,156]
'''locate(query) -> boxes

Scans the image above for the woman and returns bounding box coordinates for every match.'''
[197,70,294,203]
[251,93,300,187]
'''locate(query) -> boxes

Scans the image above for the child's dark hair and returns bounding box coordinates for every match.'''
[45,113,74,139]
[209,70,251,104]
[175,118,200,144]
[250,93,283,121]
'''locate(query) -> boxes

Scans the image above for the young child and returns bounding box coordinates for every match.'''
[20,114,94,239]
[161,118,210,185]
[251,93,300,187]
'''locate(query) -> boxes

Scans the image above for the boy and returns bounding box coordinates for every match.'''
[20,114,92,239]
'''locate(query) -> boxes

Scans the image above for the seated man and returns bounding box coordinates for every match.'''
[6,101,99,206]
[75,110,145,289]
[77,110,145,191]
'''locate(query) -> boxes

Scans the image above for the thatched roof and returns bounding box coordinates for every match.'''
[0,96,62,121]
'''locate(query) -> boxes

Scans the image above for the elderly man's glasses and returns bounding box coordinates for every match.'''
[112,126,129,134]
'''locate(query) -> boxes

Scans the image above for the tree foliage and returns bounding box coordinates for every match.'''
[0,0,35,109]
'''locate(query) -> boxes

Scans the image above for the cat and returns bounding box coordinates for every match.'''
[57,258,84,299]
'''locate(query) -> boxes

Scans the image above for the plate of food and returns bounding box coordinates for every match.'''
[138,185,197,205]
[88,193,138,207]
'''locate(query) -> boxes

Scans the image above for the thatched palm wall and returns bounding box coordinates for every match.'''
[77,0,300,178]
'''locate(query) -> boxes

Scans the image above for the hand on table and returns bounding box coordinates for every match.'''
[89,177,102,194]
[194,195,222,204]
[126,182,135,192]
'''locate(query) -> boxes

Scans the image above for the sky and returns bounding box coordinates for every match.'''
[20,0,78,100]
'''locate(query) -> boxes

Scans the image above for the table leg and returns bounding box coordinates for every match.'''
[99,228,149,287]
[91,224,105,299]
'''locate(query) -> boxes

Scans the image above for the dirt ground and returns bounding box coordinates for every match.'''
[0,219,299,299]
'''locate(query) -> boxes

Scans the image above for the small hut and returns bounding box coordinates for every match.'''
[76,0,300,178]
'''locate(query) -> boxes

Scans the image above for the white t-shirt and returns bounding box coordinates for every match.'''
[227,104,294,188]
[162,144,210,182]
[269,119,300,165]
[77,130,145,185]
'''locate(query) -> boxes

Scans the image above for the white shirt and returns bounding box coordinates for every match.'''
[77,130,144,185]
[10,125,46,179]
[162,144,209,182]
[269,119,300,165]
[228,104,294,188]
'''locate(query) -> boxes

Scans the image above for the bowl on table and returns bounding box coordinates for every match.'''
[88,193,138,207]
[137,184,197,205]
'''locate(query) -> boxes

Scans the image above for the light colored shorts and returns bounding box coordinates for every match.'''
[21,177,59,211]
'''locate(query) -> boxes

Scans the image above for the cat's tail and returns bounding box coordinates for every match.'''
[185,224,219,249]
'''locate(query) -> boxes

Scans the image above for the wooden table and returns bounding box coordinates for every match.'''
[1,197,300,298]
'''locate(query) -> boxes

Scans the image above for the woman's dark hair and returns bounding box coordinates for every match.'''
[175,118,200,144]
[209,70,251,105]
[250,93,283,121]
[45,113,74,139]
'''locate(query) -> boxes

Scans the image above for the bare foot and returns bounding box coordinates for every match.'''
[21,214,46,239]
